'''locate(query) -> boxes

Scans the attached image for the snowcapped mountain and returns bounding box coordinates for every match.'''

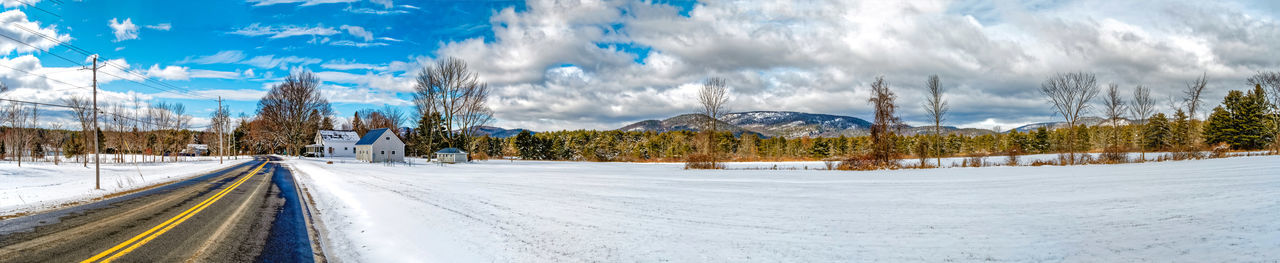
[718,111,871,138]
[1010,117,1135,132]
[618,114,764,137]
[468,126,534,138]
[619,111,996,138]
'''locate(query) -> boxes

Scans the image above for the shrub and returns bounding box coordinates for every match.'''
[684,153,723,170]
[837,154,898,170]
[1098,146,1129,164]
[962,154,985,168]
[1209,142,1230,158]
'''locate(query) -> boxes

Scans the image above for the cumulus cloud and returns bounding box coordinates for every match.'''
[108,18,139,42]
[146,64,190,80]
[0,10,69,55]
[424,0,1280,131]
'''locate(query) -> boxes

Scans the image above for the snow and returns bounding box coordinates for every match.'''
[0,155,251,217]
[285,155,1280,262]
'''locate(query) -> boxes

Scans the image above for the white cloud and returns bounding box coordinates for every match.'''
[321,59,388,71]
[339,25,374,41]
[145,23,172,31]
[242,55,322,69]
[108,18,139,42]
[190,69,241,79]
[180,50,246,64]
[229,23,339,39]
[425,0,1280,131]
[146,64,190,80]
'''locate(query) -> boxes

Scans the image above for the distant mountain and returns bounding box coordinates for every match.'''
[469,126,534,138]
[721,111,872,138]
[1010,117,1133,132]
[620,111,994,138]
[619,114,764,137]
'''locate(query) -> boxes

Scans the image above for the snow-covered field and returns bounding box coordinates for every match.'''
[286,155,1280,262]
[0,155,251,217]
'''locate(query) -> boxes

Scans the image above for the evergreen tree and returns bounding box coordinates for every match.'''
[1032,127,1051,153]
[321,115,334,130]
[514,130,536,160]
[63,133,83,158]
[1143,113,1172,150]
[1203,85,1274,149]
[1171,109,1191,149]
[410,112,446,154]
[352,112,366,136]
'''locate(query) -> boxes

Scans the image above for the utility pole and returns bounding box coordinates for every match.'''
[92,55,100,190]
[218,96,223,164]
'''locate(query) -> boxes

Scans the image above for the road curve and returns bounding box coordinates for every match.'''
[0,156,319,262]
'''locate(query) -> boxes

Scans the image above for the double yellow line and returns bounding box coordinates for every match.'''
[81,160,269,263]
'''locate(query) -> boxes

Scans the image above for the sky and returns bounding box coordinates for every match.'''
[1,0,1278,132]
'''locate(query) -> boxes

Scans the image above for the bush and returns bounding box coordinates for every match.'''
[962,154,985,167]
[1209,142,1230,158]
[837,154,898,170]
[1098,147,1128,164]
[684,154,723,170]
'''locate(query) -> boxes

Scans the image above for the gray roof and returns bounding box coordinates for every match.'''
[435,147,466,154]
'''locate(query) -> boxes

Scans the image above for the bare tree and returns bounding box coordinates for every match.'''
[697,77,729,168]
[922,74,948,167]
[1182,72,1209,149]
[1100,83,1127,162]
[869,75,901,167]
[1246,71,1280,152]
[64,96,94,166]
[1040,72,1100,164]
[257,71,332,156]
[1129,85,1154,160]
[412,57,493,149]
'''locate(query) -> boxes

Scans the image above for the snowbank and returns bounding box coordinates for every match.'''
[0,155,252,217]
[287,155,1280,262]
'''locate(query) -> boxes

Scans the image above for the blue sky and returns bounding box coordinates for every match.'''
[2,0,1279,131]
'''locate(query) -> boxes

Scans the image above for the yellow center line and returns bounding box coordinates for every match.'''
[81,160,270,263]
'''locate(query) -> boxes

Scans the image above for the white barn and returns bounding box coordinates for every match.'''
[306,130,360,157]
[355,128,405,163]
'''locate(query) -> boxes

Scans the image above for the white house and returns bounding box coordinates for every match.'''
[355,128,405,163]
[306,130,360,157]
[435,147,468,164]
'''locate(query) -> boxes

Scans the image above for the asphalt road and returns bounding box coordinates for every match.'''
[0,156,319,262]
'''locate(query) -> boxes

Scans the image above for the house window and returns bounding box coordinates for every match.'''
[381,151,385,155]
[392,151,396,154]
[385,137,389,140]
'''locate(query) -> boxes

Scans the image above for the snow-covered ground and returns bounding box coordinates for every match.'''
[0,155,251,217]
[286,155,1280,262]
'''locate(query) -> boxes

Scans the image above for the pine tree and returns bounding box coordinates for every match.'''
[514,130,536,160]
[1203,85,1274,149]
[1143,113,1172,150]
[1171,109,1191,149]
[352,112,366,136]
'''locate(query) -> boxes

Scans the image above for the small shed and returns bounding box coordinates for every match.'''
[435,148,468,164]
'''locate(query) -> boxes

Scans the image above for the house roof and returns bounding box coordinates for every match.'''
[318,130,361,142]
[436,147,466,154]
[356,128,391,145]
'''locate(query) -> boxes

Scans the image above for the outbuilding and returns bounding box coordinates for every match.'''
[435,147,468,164]
[355,128,405,163]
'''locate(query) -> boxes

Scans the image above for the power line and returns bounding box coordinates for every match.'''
[0,63,89,89]
[0,33,86,66]
[10,0,61,18]
[7,25,215,100]
[0,97,212,129]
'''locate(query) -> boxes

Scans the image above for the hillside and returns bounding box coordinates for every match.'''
[618,114,763,137]
[469,126,534,138]
[1011,117,1134,132]
[620,111,994,138]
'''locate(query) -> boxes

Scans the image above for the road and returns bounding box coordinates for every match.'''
[0,156,320,262]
